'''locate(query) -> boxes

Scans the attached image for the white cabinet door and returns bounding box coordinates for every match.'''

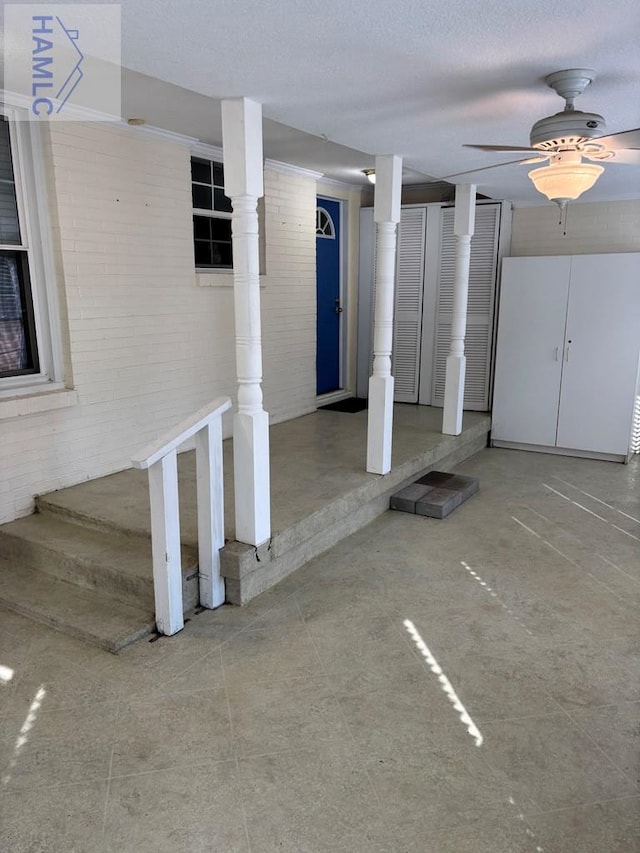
[492,256,571,446]
[556,253,640,455]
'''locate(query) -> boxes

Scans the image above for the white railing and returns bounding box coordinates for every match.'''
[132,397,232,636]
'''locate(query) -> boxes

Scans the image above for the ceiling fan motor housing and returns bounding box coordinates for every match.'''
[530,110,607,150]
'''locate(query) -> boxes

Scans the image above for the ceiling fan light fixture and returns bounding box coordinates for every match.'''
[528,161,604,206]
[362,168,376,184]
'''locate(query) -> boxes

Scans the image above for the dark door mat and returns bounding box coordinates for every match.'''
[390,471,479,519]
[319,397,368,413]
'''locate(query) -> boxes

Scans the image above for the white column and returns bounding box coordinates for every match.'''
[366,154,402,474]
[221,97,271,546]
[442,184,476,436]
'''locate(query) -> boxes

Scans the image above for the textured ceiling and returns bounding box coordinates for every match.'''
[19,0,640,202]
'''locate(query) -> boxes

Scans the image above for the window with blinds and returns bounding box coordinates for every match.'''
[0,117,39,378]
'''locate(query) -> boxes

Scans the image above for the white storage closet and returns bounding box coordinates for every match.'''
[356,200,511,410]
[492,253,640,462]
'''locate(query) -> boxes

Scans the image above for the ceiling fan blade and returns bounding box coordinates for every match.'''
[463,144,540,152]
[520,156,548,164]
[600,149,640,165]
[442,158,534,180]
[592,127,640,151]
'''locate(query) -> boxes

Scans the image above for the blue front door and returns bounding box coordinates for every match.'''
[316,198,341,395]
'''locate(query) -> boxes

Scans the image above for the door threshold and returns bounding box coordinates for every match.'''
[316,390,351,406]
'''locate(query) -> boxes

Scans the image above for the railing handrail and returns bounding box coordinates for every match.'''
[132,396,232,470]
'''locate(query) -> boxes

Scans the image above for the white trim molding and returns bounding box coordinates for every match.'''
[122,122,198,148]
[317,176,362,191]
[191,141,225,161]
[1,89,120,123]
[264,158,323,180]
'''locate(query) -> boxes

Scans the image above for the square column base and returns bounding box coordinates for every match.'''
[442,355,466,436]
[234,410,271,546]
[367,375,394,474]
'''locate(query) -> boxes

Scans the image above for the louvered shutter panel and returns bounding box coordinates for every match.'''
[391,208,426,403]
[431,204,499,410]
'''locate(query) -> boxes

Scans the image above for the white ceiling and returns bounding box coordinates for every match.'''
[21,1,640,203]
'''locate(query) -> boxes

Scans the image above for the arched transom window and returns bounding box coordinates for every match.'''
[316,206,336,238]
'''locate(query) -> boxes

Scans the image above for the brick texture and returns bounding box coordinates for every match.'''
[0,124,317,523]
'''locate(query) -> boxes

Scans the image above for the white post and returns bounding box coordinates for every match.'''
[442,184,476,436]
[147,450,184,636]
[196,421,225,609]
[367,154,403,475]
[222,97,271,547]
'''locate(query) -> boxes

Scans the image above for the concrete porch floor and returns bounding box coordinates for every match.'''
[38,405,489,546]
[1,448,639,851]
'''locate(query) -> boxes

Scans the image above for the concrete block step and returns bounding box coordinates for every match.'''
[390,471,479,519]
[0,513,199,612]
[0,556,156,653]
[417,471,480,501]
[415,486,463,519]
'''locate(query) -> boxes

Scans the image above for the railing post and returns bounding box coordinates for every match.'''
[196,421,226,609]
[147,449,184,636]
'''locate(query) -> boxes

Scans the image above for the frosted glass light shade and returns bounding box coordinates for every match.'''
[529,162,604,203]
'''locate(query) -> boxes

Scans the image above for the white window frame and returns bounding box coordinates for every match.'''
[0,104,64,399]
[191,143,233,273]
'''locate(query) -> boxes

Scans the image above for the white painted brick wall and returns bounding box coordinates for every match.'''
[0,125,318,523]
[510,199,640,256]
[261,167,317,423]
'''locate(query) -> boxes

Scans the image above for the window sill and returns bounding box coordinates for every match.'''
[0,386,78,421]
[196,269,234,287]
[196,271,267,288]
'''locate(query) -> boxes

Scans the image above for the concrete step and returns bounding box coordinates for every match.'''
[0,556,156,652]
[35,463,199,548]
[0,512,199,612]
[221,416,490,604]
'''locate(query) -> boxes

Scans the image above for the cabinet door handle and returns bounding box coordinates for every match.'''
[564,344,571,362]
[554,346,559,361]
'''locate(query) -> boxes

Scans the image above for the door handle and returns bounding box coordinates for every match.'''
[334,298,343,314]
[564,341,572,361]
[554,346,559,361]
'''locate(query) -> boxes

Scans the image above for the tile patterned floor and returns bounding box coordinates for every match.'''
[0,447,639,852]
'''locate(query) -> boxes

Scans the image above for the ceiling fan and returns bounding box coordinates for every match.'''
[457,69,640,208]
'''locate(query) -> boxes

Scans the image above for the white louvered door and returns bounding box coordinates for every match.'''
[391,208,427,403]
[431,204,500,411]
